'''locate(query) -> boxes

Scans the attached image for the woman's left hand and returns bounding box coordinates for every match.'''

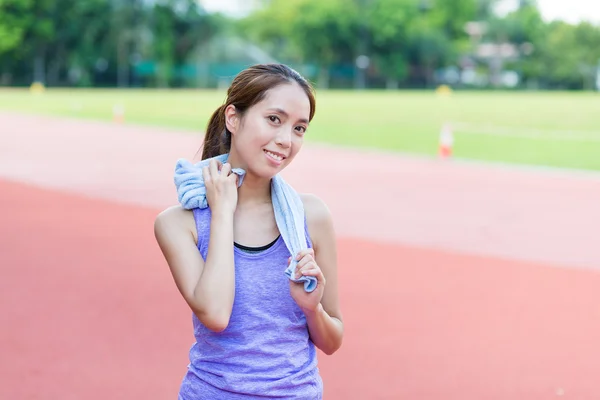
[288,248,326,313]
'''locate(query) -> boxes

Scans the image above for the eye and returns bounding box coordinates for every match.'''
[268,115,280,124]
[295,126,307,134]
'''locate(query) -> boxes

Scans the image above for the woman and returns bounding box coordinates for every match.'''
[154,64,343,399]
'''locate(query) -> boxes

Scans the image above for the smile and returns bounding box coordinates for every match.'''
[264,150,285,162]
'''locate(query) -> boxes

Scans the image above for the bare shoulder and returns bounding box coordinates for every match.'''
[301,193,332,224]
[154,204,193,227]
[300,193,335,249]
[154,205,198,244]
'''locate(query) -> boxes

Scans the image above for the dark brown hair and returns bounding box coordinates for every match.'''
[200,63,316,160]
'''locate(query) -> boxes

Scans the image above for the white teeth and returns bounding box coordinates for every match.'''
[265,150,283,161]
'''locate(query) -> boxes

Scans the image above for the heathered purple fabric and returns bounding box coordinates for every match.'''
[177,206,323,399]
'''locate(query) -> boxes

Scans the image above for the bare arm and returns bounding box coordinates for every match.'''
[154,206,236,332]
[155,160,239,332]
[299,194,344,355]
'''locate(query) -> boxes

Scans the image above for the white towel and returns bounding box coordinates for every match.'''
[174,154,318,293]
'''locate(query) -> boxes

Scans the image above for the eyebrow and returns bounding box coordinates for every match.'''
[268,108,309,124]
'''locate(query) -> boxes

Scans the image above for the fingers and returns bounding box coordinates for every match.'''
[296,260,316,276]
[295,255,313,269]
[299,267,322,278]
[292,249,315,276]
[209,159,220,180]
[226,169,239,186]
[202,166,211,184]
[289,250,324,284]
[297,263,325,284]
[294,249,315,269]
[220,162,231,176]
[294,248,315,261]
[207,160,237,182]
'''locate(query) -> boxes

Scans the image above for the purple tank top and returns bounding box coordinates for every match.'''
[177,206,323,399]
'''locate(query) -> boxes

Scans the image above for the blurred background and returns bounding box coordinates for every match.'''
[2,1,600,399]
[1,0,599,91]
[0,0,599,171]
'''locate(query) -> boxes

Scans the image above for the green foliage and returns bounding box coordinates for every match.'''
[241,0,361,66]
[0,0,598,89]
[0,0,33,55]
[0,0,223,86]
[238,0,299,59]
[367,0,419,80]
[292,0,361,65]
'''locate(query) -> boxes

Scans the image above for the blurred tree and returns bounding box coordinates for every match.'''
[406,16,454,87]
[427,0,479,39]
[539,22,581,88]
[483,3,545,86]
[292,0,361,88]
[240,0,361,88]
[572,22,600,90]
[108,0,149,87]
[151,0,220,87]
[534,21,600,89]
[475,0,499,19]
[407,0,479,86]
[237,0,299,61]
[22,0,56,84]
[48,0,112,86]
[0,0,222,87]
[0,0,113,86]
[152,2,178,87]
[367,0,420,88]
[0,0,597,89]
[0,0,32,84]
[0,0,31,55]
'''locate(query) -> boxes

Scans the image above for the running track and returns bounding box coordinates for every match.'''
[2,112,600,399]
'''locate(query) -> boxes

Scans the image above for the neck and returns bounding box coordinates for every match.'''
[237,173,272,207]
[227,151,272,208]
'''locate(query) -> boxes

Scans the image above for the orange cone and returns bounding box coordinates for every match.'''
[113,104,125,124]
[439,124,454,158]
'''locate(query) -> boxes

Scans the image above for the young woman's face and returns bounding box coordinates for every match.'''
[228,82,311,179]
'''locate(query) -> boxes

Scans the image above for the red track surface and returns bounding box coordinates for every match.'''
[2,112,600,399]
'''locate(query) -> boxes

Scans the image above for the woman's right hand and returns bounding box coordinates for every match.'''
[203,159,239,215]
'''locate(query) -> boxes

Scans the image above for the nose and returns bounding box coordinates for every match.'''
[274,128,292,148]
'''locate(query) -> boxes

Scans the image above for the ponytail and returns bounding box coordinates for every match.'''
[201,104,231,160]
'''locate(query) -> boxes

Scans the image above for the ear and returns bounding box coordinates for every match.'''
[224,105,238,134]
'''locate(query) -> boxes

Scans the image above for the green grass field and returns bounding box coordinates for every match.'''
[1,88,599,171]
